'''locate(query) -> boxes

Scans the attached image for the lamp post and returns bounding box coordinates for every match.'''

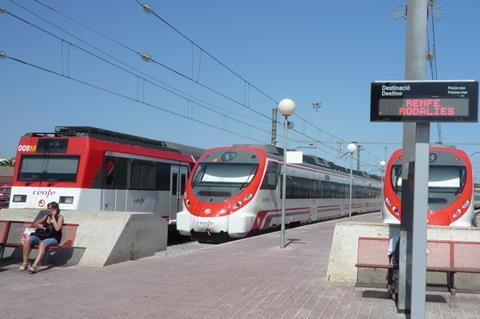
[278,98,296,249]
[380,160,386,215]
[347,143,357,219]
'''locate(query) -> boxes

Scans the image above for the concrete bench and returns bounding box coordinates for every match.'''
[355,236,480,296]
[0,219,79,260]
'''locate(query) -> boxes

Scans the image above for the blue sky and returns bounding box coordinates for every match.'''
[1,0,480,176]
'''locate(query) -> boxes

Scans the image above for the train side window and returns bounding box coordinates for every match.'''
[104,157,128,189]
[156,163,170,191]
[286,176,294,198]
[105,158,115,188]
[172,173,178,195]
[130,160,156,190]
[260,162,278,190]
[180,173,187,194]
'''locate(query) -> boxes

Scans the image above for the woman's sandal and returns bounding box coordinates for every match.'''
[28,265,38,274]
[18,263,29,271]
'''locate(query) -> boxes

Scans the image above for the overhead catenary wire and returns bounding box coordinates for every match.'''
[3,54,267,144]
[287,126,377,170]
[30,0,272,121]
[13,1,384,167]
[8,0,270,125]
[290,113,383,162]
[3,8,273,139]
[131,0,387,165]
[133,0,278,104]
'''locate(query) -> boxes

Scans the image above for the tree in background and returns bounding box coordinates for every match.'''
[0,158,15,167]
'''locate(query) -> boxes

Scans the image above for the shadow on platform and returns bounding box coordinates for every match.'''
[361,289,447,304]
[285,238,306,247]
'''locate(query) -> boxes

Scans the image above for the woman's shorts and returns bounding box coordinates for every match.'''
[29,236,59,247]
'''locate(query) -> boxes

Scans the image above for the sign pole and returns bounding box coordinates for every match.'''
[399,1,428,316]
[370,6,477,316]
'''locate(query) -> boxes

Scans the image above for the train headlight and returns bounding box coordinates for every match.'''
[244,193,253,201]
[453,208,462,218]
[462,200,470,209]
[221,152,237,161]
[12,194,27,202]
[392,206,399,215]
[59,196,74,204]
[385,197,392,206]
[185,199,190,207]
[232,200,242,210]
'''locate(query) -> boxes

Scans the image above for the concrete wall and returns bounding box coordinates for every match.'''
[0,209,168,266]
[327,221,480,291]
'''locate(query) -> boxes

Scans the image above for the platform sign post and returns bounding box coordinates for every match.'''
[371,2,477,316]
[372,1,478,316]
[372,84,478,316]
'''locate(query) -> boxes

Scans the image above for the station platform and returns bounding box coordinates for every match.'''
[1,212,480,319]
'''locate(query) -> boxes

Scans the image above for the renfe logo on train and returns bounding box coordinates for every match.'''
[370,80,479,122]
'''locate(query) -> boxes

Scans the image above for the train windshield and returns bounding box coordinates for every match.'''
[193,163,258,187]
[391,165,466,205]
[18,155,79,182]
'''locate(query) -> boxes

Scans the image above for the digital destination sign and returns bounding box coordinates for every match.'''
[370,80,478,122]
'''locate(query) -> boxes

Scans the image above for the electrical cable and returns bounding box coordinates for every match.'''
[31,0,272,120]
[3,54,268,144]
[17,1,383,164]
[9,0,270,125]
[132,0,278,104]
[3,9,272,137]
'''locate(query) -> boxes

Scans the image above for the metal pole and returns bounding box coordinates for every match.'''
[380,168,384,216]
[356,146,361,170]
[349,154,353,219]
[271,108,278,145]
[281,116,288,248]
[398,0,429,316]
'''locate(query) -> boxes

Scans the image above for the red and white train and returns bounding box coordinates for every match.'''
[177,144,382,241]
[9,126,203,224]
[383,145,474,226]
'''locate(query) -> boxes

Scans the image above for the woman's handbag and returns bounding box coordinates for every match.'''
[32,227,54,240]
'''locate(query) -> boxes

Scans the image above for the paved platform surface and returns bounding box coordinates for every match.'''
[2,212,480,319]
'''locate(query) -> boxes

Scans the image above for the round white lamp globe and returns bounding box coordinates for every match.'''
[347,143,357,154]
[278,98,296,116]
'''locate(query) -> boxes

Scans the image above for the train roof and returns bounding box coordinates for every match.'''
[233,144,380,181]
[24,126,205,159]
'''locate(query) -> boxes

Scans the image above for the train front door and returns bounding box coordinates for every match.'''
[101,156,127,211]
[178,166,188,213]
[169,165,187,222]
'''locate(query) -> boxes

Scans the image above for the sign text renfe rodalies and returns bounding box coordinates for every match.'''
[370,81,478,122]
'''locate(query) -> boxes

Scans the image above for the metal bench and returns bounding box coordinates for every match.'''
[0,219,79,259]
[355,236,480,297]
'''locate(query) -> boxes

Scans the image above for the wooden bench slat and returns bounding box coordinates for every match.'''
[355,236,480,297]
[450,267,480,274]
[355,263,393,269]
[0,220,79,259]
[356,237,480,273]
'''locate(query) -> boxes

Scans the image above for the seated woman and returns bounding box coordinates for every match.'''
[20,201,64,273]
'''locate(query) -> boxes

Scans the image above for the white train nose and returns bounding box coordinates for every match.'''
[192,215,229,233]
[176,209,230,235]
